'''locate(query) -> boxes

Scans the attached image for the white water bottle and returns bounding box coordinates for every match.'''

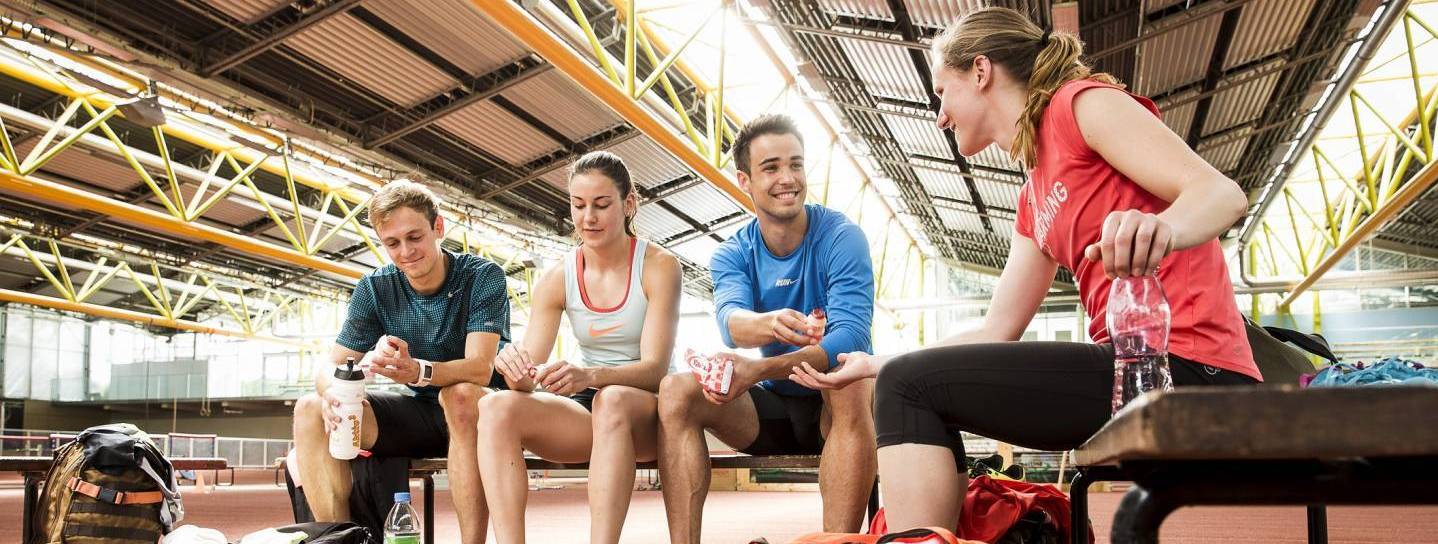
[328,357,366,460]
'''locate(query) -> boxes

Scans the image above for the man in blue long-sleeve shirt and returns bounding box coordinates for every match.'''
[657,114,878,542]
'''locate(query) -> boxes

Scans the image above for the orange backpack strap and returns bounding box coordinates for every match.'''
[66,477,165,505]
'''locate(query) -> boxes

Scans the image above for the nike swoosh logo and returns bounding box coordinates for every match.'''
[588,323,624,338]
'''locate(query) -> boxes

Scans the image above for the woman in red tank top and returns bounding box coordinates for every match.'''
[788,6,1261,533]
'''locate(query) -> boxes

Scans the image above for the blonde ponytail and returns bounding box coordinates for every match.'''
[934,8,1121,167]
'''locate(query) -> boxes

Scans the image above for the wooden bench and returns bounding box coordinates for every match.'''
[1068,385,1438,543]
[282,454,855,544]
[2,455,228,544]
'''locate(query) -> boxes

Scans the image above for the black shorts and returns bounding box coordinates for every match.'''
[569,388,598,412]
[738,385,826,456]
[365,390,449,458]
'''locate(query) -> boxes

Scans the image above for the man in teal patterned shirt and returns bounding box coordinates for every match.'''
[291,180,510,544]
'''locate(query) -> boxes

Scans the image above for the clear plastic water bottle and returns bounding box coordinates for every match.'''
[383,491,421,544]
[1108,274,1174,414]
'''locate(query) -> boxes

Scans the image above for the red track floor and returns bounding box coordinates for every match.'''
[3,471,1435,542]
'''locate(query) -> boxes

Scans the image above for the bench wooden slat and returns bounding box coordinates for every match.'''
[1,456,229,473]
[1074,385,1438,466]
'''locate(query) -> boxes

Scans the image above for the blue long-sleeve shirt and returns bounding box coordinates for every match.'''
[710,204,874,396]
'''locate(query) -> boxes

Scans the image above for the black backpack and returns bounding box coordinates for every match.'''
[270,522,372,544]
[286,455,409,544]
[1243,316,1338,384]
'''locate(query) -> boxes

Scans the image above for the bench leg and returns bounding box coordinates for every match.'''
[1069,470,1093,544]
[23,473,39,544]
[1307,505,1327,544]
[423,474,435,544]
[1111,484,1178,544]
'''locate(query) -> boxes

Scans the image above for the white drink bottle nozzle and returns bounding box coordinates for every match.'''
[328,356,366,460]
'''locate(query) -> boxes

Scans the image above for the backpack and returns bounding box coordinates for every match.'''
[32,423,182,543]
[869,476,1089,544]
[286,453,409,544]
[787,526,972,543]
[1243,317,1337,384]
[268,522,372,544]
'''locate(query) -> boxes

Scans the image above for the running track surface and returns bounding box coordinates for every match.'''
[2,471,1435,543]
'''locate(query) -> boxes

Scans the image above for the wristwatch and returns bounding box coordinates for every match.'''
[408,359,434,388]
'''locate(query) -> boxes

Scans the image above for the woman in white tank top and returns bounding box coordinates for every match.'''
[476,151,681,544]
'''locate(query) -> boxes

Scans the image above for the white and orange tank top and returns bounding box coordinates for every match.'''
[563,238,648,367]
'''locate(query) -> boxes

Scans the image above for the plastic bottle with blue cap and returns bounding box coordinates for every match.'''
[384,491,421,544]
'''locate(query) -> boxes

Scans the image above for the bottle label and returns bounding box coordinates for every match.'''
[349,414,361,447]
[385,536,420,544]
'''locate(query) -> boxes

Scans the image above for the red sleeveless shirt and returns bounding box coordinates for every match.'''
[1015,79,1261,381]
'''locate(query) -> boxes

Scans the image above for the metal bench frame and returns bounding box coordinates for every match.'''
[1067,386,1438,544]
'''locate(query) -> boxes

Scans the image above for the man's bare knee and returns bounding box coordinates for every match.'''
[658,373,705,426]
[823,378,875,426]
[293,393,325,437]
[439,382,484,428]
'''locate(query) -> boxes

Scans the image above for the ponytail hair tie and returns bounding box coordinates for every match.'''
[1040,29,1052,47]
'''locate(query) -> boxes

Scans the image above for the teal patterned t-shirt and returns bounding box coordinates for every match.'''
[337,251,510,398]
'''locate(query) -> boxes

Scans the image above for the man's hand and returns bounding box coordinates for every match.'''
[319,390,369,433]
[534,361,595,397]
[371,336,422,385]
[788,351,881,391]
[767,309,820,347]
[702,352,758,405]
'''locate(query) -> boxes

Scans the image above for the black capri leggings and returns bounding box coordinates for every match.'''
[873,342,1258,459]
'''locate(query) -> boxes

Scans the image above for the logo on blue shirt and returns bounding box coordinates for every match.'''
[775,278,797,287]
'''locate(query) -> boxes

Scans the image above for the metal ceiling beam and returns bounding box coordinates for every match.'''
[0,288,310,347]
[886,0,992,233]
[1088,0,1257,62]
[744,18,930,51]
[491,95,579,151]
[1280,159,1438,307]
[831,14,941,39]
[363,59,554,148]
[1150,47,1301,107]
[347,5,468,80]
[0,171,365,279]
[1372,237,1438,261]
[810,96,934,122]
[7,0,571,270]
[200,0,365,77]
[1184,4,1245,147]
[1078,0,1140,82]
[344,7,572,154]
[477,124,640,200]
[471,0,752,211]
[1237,0,1403,246]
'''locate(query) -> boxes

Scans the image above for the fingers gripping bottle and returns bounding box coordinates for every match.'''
[328,357,366,460]
[1108,274,1175,414]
